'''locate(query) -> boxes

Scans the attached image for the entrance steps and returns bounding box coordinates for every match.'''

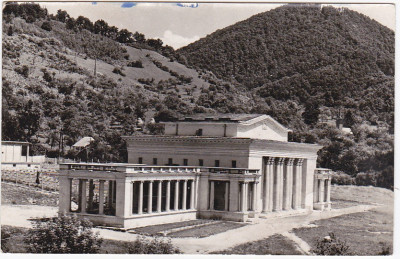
[259,209,310,219]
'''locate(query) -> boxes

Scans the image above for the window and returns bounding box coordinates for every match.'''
[138,157,143,164]
[28,164,31,167]
[168,158,173,165]
[232,160,237,168]
[195,129,203,136]
[183,159,188,166]
[215,160,220,167]
[199,159,204,166]
[13,164,16,167]
[153,158,157,165]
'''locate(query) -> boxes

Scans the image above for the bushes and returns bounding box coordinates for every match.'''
[312,232,350,255]
[331,172,355,185]
[14,65,30,78]
[41,21,52,31]
[355,172,377,186]
[112,67,126,76]
[127,236,181,254]
[25,214,103,253]
[127,60,143,68]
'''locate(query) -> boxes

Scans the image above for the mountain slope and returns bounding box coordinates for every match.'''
[178,5,394,127]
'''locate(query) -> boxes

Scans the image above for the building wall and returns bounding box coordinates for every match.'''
[126,137,251,168]
[237,121,288,141]
[164,122,238,137]
[2,144,24,162]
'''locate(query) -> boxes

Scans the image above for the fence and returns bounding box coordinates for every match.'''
[1,170,59,192]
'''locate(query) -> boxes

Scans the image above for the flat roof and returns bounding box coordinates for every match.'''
[171,113,264,123]
[1,141,30,145]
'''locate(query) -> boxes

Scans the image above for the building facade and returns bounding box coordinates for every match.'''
[1,141,43,170]
[58,114,332,228]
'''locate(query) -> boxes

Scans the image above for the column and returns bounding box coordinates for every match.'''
[88,179,94,211]
[166,180,171,211]
[326,178,331,209]
[108,180,113,210]
[116,179,132,218]
[174,180,179,210]
[58,177,72,213]
[273,158,284,211]
[263,157,275,213]
[292,159,304,210]
[252,182,258,211]
[182,180,187,210]
[267,158,275,211]
[99,180,105,214]
[148,180,153,213]
[283,158,294,210]
[157,180,163,213]
[240,182,248,212]
[194,176,200,209]
[190,180,195,209]
[224,182,229,211]
[229,179,239,212]
[209,181,215,210]
[138,181,143,214]
[81,179,87,213]
[26,144,29,162]
[318,179,325,207]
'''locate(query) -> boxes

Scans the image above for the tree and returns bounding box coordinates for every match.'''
[7,25,13,36]
[17,100,41,141]
[302,100,320,125]
[146,38,163,50]
[117,29,133,43]
[25,214,103,253]
[133,31,146,43]
[56,9,70,22]
[93,19,109,35]
[343,110,355,128]
[76,16,93,32]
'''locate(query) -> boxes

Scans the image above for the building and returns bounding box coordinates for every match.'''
[1,141,43,170]
[58,114,332,228]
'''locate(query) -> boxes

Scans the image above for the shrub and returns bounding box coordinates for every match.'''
[127,236,181,254]
[112,67,126,76]
[312,232,350,255]
[7,26,13,36]
[15,65,29,78]
[355,172,377,186]
[1,228,11,252]
[127,60,143,68]
[331,172,355,185]
[25,214,103,253]
[41,21,52,31]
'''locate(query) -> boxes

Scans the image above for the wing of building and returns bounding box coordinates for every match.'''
[59,114,332,228]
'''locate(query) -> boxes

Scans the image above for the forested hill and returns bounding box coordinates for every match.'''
[178,5,394,129]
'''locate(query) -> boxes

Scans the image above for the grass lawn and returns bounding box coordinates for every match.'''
[212,234,302,255]
[169,221,246,238]
[132,219,211,236]
[292,185,394,255]
[1,182,58,207]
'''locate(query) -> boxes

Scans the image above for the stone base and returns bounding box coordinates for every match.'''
[198,210,250,222]
[259,208,309,219]
[63,210,197,229]
[313,202,331,211]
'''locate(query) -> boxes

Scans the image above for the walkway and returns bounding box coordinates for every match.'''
[0,204,379,254]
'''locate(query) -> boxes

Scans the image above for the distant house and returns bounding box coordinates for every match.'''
[1,141,43,170]
[72,137,94,149]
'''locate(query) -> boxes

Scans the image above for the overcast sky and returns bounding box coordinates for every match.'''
[41,2,395,49]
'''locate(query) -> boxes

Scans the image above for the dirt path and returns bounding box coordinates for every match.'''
[1,203,379,254]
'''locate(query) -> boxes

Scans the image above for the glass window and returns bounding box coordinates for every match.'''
[232,160,237,168]
[199,159,204,166]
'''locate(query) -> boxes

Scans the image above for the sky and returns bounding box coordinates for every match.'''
[41,2,396,49]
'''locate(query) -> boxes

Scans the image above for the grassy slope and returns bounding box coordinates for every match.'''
[1,182,59,207]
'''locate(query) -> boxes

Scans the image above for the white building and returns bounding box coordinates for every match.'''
[58,114,332,228]
[1,141,43,170]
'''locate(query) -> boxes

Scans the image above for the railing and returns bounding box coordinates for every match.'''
[315,168,332,175]
[203,167,260,175]
[59,163,260,175]
[1,170,59,191]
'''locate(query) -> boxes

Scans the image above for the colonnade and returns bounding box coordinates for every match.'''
[71,178,197,216]
[262,157,304,213]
